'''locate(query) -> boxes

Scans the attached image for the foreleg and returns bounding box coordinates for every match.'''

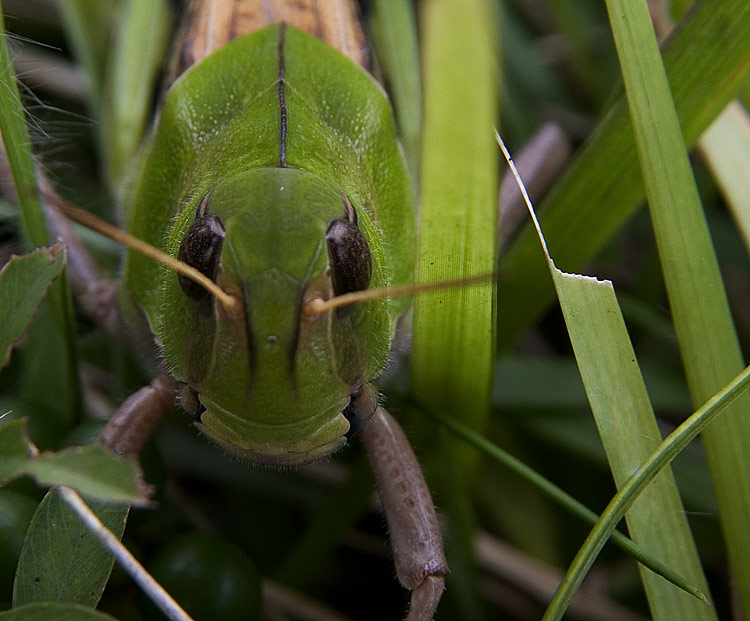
[98,373,178,458]
[357,402,448,621]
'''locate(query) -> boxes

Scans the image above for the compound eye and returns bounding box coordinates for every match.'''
[325,219,372,297]
[177,214,226,303]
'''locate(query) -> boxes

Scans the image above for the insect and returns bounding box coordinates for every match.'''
[7,0,749,619]
[4,1,450,619]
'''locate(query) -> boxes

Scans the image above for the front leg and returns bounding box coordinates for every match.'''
[98,373,178,457]
[355,394,448,621]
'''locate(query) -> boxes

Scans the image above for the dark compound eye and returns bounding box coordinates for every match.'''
[177,213,226,304]
[325,218,372,297]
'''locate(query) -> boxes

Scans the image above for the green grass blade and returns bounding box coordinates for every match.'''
[544,364,750,619]
[411,0,498,616]
[553,271,715,618]
[368,0,421,182]
[498,0,750,348]
[102,0,170,187]
[494,132,711,607]
[0,8,47,249]
[417,402,705,600]
[56,0,117,122]
[0,5,79,437]
[413,0,498,474]
[604,0,750,613]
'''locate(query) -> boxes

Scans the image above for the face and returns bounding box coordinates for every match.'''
[157,167,390,464]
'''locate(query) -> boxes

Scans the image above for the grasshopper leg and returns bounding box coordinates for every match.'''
[98,373,178,457]
[353,389,448,621]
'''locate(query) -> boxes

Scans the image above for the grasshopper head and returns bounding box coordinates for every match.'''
[158,168,390,464]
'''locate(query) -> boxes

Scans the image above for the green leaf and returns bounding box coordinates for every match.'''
[0,602,117,621]
[603,0,750,614]
[411,0,498,617]
[0,420,144,504]
[13,489,128,608]
[0,3,80,439]
[101,0,170,187]
[552,271,714,619]
[0,244,67,370]
[498,0,750,348]
[545,363,750,619]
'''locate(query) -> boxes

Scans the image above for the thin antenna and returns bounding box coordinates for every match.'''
[304,272,495,315]
[58,202,237,310]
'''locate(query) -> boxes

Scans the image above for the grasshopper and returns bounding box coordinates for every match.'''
[5,1,449,619]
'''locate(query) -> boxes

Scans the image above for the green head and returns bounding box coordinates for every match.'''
[158,167,390,464]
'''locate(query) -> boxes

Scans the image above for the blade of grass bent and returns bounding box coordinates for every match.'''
[498,0,750,349]
[544,363,750,620]
[416,402,705,600]
[497,133,711,611]
[604,0,750,613]
[552,272,715,619]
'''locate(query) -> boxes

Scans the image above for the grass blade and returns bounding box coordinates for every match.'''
[544,363,750,619]
[368,0,421,182]
[603,0,750,613]
[411,0,498,616]
[553,272,715,619]
[0,5,79,439]
[498,0,750,348]
[101,0,170,187]
[496,132,711,609]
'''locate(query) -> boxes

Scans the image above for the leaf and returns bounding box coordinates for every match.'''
[411,1,498,617]
[603,0,750,614]
[0,602,117,621]
[498,0,750,348]
[552,271,714,620]
[544,364,750,619]
[495,133,711,615]
[0,419,146,504]
[13,489,129,608]
[0,244,67,369]
[0,4,79,438]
